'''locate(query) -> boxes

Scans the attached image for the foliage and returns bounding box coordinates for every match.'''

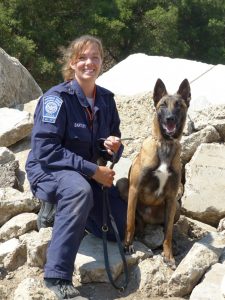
[177,0,225,63]
[0,0,225,90]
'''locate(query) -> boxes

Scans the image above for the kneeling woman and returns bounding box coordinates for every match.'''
[26,35,127,300]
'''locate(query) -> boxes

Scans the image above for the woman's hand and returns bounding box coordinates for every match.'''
[92,166,115,187]
[103,136,121,155]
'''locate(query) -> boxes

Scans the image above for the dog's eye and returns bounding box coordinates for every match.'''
[160,102,167,108]
[175,101,180,108]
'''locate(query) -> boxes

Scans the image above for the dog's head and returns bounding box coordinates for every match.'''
[153,78,191,140]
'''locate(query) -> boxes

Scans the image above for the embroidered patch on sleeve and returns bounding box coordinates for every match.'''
[42,95,63,123]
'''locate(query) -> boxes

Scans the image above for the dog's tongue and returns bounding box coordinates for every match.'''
[166,121,176,133]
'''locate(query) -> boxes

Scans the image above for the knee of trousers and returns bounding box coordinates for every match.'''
[57,179,94,217]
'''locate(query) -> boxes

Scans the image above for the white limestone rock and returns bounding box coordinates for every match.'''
[0,212,37,241]
[75,234,152,283]
[181,143,225,226]
[0,187,39,226]
[0,108,33,147]
[168,232,225,297]
[190,263,225,300]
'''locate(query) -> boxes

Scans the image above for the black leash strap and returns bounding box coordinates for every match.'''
[102,186,129,291]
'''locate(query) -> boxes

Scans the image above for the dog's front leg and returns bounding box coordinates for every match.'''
[124,185,138,254]
[162,197,177,269]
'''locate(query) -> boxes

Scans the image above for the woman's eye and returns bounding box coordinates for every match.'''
[78,56,85,61]
[92,56,101,62]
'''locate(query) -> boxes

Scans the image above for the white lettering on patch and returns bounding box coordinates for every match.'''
[42,95,63,123]
[74,123,87,128]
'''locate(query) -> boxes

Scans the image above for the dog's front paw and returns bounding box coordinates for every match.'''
[124,243,135,255]
[162,253,176,270]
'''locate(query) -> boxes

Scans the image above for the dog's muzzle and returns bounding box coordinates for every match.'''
[163,118,177,136]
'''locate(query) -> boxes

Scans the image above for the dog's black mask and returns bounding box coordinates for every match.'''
[153,78,191,140]
[157,96,187,140]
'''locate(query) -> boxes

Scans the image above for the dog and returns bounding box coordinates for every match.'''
[124,78,191,267]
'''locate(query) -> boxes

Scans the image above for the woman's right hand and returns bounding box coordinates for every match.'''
[92,166,115,187]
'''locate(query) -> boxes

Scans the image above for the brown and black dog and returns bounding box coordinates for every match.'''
[124,78,191,267]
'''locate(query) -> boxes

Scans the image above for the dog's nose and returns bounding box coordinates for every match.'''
[166,115,175,122]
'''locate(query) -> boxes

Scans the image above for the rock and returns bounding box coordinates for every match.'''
[0,212,37,242]
[113,157,132,183]
[135,255,174,297]
[172,215,215,264]
[0,238,26,271]
[221,274,225,298]
[189,104,225,141]
[0,283,8,299]
[3,241,26,271]
[75,234,152,283]
[14,277,57,300]
[0,108,33,147]
[181,125,220,164]
[0,147,15,164]
[0,160,20,189]
[15,98,39,117]
[181,143,225,226]
[218,218,225,232]
[0,238,20,262]
[0,48,42,108]
[174,216,216,244]
[0,187,39,226]
[141,224,164,250]
[9,136,31,192]
[168,232,225,297]
[7,98,38,191]
[185,217,217,233]
[25,228,52,268]
[190,263,225,300]
[115,91,154,159]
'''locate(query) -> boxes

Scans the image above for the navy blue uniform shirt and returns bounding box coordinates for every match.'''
[26,79,122,196]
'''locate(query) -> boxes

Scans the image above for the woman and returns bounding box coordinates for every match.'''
[26,35,127,300]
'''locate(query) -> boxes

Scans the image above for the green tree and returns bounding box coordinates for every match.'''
[177,0,225,64]
[0,0,225,90]
[0,0,99,90]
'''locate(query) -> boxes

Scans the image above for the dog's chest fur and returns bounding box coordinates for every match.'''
[154,162,170,197]
[138,140,178,205]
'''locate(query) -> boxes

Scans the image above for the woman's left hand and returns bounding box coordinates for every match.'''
[104,136,121,155]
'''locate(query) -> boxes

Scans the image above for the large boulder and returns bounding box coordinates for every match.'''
[181,143,225,226]
[0,48,42,108]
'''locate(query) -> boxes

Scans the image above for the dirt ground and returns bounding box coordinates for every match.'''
[0,262,188,300]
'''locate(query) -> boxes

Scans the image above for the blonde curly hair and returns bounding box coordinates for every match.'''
[61,35,104,81]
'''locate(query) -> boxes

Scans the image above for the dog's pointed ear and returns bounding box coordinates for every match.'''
[153,79,168,106]
[177,79,191,107]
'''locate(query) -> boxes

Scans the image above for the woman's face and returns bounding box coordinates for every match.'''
[70,42,102,85]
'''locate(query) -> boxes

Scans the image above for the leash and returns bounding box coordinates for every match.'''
[190,65,216,84]
[101,155,129,291]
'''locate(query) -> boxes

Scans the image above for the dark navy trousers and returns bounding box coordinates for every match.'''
[36,169,127,281]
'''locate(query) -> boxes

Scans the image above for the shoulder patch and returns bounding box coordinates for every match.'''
[42,95,63,123]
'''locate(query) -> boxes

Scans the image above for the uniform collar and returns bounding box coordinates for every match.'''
[69,80,103,110]
[69,80,89,107]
